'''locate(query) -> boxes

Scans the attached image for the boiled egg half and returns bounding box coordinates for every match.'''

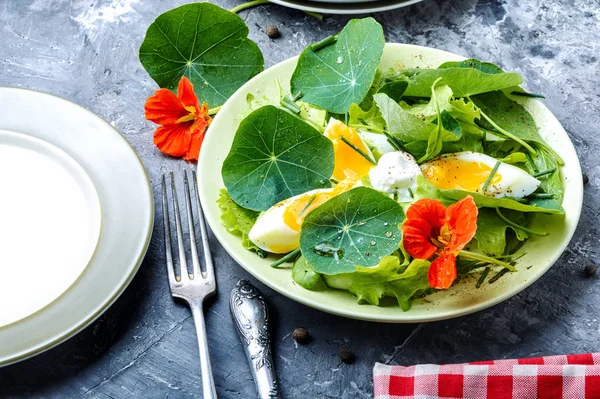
[420,151,540,198]
[323,118,375,181]
[248,179,357,254]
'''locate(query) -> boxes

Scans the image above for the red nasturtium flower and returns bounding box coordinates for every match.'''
[144,76,211,162]
[402,196,478,289]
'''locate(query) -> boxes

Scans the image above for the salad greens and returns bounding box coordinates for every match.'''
[217,189,263,254]
[222,105,334,211]
[300,187,405,274]
[218,17,567,311]
[139,3,264,107]
[323,256,431,310]
[290,17,385,114]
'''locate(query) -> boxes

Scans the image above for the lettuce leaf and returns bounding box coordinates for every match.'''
[217,189,261,253]
[323,256,431,310]
[475,208,528,257]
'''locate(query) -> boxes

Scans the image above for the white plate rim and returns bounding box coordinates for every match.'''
[269,0,426,14]
[198,43,583,323]
[0,88,154,366]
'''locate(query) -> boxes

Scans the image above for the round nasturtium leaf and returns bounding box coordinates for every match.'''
[221,105,335,212]
[139,3,264,107]
[290,17,385,114]
[300,187,406,275]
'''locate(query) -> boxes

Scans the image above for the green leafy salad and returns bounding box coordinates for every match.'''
[218,18,565,311]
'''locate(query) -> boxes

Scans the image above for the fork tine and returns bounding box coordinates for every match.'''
[161,173,177,286]
[170,172,191,281]
[192,170,215,282]
[183,171,202,278]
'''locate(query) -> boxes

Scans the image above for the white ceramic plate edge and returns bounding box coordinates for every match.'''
[0,88,154,366]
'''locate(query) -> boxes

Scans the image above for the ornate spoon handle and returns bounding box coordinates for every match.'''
[230,280,281,399]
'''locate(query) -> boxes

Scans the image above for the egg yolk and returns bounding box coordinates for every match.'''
[421,159,502,192]
[282,178,356,232]
[324,119,374,181]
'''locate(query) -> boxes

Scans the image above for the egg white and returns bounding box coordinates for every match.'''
[421,151,541,198]
[248,188,331,254]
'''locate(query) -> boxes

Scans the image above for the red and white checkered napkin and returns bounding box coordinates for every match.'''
[374,353,600,399]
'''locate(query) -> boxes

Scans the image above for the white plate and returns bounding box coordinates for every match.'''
[269,0,425,14]
[0,88,153,366]
[198,44,583,323]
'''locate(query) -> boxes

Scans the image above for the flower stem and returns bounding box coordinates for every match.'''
[230,0,269,14]
[495,208,548,236]
[458,250,516,272]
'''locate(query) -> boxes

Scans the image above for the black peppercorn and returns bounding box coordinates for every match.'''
[292,328,311,344]
[339,348,356,364]
[266,24,280,39]
[583,174,589,185]
[584,264,597,277]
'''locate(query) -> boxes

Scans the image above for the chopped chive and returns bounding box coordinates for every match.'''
[340,136,376,165]
[528,193,555,199]
[482,161,501,193]
[292,90,303,101]
[344,112,349,125]
[310,35,337,52]
[511,91,545,99]
[488,268,509,284]
[281,95,301,114]
[271,248,302,268]
[393,192,398,201]
[383,132,408,152]
[299,195,317,217]
[476,267,491,288]
[407,187,414,198]
[525,152,539,173]
[495,207,548,236]
[533,168,557,178]
[330,178,338,185]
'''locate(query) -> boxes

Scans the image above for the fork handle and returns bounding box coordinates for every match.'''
[230,280,281,399]
[190,302,217,399]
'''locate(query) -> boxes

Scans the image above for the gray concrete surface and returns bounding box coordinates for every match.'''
[0,0,599,397]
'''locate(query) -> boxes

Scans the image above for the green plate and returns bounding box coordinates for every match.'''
[198,44,583,323]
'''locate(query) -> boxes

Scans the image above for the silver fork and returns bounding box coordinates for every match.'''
[162,170,217,399]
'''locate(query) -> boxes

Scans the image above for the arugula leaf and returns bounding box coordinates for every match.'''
[139,3,264,107]
[397,67,523,98]
[300,187,405,274]
[471,91,562,162]
[526,145,564,202]
[414,175,564,214]
[439,189,565,214]
[406,84,454,120]
[323,256,431,310]
[499,153,528,164]
[290,18,385,114]
[475,208,528,257]
[439,59,505,74]
[292,256,327,290]
[217,189,261,253]
[222,105,334,211]
[376,80,408,103]
[374,93,433,141]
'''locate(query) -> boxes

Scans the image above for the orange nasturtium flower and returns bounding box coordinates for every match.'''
[144,76,211,162]
[401,196,478,289]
